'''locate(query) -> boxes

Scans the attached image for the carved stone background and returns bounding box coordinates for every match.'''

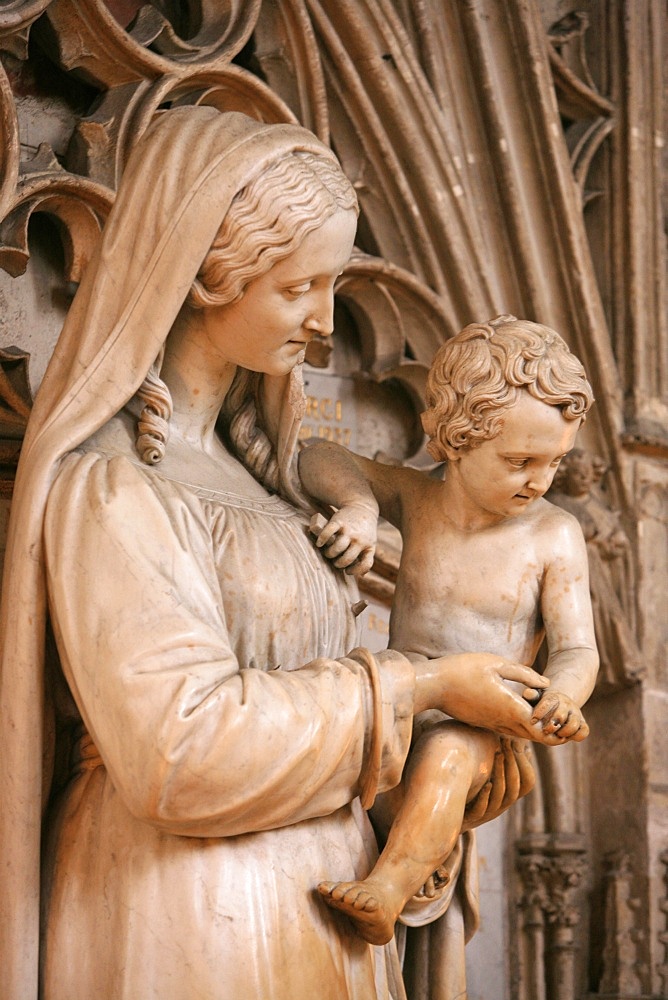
[0,2,665,998]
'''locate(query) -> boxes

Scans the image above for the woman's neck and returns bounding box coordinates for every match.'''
[160,306,236,455]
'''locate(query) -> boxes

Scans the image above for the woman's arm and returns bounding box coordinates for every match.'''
[46,453,559,843]
[44,453,416,837]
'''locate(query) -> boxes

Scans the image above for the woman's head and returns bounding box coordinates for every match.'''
[421,314,593,462]
[189,149,358,308]
[135,128,358,470]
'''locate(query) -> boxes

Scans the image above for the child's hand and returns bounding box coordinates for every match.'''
[309,504,378,576]
[531,690,589,742]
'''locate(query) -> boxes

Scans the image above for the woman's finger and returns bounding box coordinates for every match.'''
[500,663,550,689]
[463,781,492,827]
[498,738,521,808]
[514,741,536,797]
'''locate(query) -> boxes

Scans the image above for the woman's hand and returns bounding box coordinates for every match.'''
[461,738,535,832]
[411,652,571,746]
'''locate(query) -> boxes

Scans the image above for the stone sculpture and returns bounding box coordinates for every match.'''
[0,110,552,1000]
[300,316,599,956]
[547,448,644,689]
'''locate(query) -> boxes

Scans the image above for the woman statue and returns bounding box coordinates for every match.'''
[0,107,546,999]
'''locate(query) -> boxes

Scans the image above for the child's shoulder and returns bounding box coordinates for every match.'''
[531,497,587,550]
[379,462,438,495]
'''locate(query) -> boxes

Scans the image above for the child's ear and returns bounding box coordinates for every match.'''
[442,443,461,462]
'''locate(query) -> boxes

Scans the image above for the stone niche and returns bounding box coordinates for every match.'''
[1,3,667,999]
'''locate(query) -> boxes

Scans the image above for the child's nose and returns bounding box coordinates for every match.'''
[527,467,553,494]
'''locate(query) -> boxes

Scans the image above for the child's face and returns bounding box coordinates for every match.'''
[446,391,581,522]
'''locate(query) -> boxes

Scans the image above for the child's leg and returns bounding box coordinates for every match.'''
[318,721,500,945]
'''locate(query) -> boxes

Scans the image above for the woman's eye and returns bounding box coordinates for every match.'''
[285,283,311,299]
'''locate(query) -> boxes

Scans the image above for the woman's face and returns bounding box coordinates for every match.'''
[199,209,357,377]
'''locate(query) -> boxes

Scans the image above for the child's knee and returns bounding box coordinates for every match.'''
[415,723,500,775]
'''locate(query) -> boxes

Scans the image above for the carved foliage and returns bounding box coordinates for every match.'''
[0,347,32,493]
[515,834,590,1000]
[68,72,299,189]
[0,1,52,60]
[0,60,20,221]
[0,144,112,281]
[516,835,589,931]
[43,0,262,86]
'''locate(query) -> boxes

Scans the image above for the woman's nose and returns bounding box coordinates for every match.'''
[305,291,335,336]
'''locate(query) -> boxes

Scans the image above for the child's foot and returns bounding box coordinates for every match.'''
[317,879,397,945]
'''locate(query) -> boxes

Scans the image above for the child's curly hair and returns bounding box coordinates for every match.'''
[421,315,594,462]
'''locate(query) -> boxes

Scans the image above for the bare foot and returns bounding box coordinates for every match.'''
[317,880,397,945]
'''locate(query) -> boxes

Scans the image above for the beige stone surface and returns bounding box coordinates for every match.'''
[0,107,554,1000]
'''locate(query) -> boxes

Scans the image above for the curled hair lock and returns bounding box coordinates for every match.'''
[135,353,173,465]
[422,314,594,462]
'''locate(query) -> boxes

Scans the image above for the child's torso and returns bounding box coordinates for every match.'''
[390,484,551,665]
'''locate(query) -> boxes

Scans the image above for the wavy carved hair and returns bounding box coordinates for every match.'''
[135,149,358,482]
[421,314,594,462]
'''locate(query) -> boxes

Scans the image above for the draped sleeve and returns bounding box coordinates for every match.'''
[43,452,415,838]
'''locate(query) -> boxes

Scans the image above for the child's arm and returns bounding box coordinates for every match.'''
[532,510,599,742]
[298,441,408,575]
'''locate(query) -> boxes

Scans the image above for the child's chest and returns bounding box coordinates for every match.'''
[397,512,545,629]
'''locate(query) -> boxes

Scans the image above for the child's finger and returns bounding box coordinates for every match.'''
[341,546,376,576]
[309,513,341,548]
[334,543,362,569]
[354,546,375,576]
[530,694,558,722]
[570,720,590,742]
[324,532,353,558]
[556,713,587,740]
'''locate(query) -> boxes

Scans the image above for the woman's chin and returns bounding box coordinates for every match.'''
[266,348,306,375]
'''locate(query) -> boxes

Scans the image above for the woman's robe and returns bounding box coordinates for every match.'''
[40,449,415,999]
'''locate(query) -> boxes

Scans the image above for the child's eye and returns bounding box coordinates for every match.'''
[284,283,311,299]
[507,458,528,469]
[550,456,564,468]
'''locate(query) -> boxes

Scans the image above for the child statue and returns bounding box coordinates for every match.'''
[299,314,599,946]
